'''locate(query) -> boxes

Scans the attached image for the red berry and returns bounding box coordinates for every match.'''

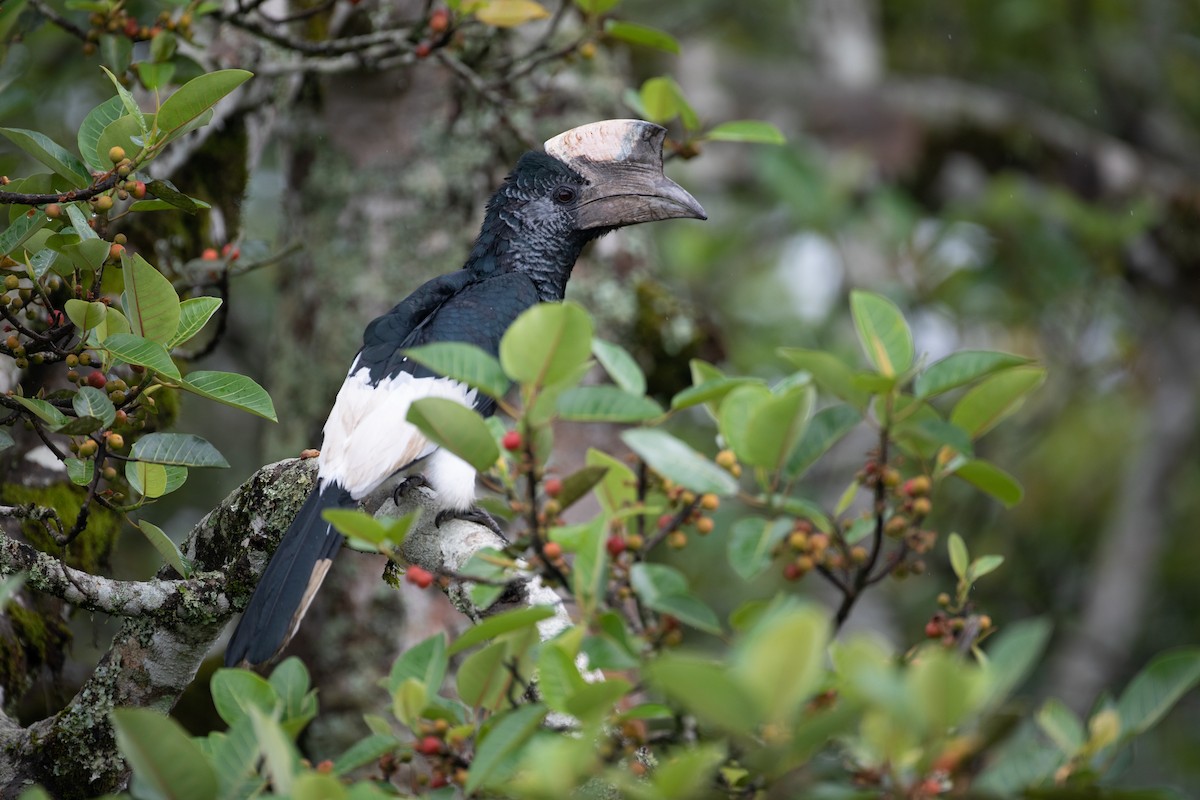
[783,563,802,581]
[405,566,434,589]
[86,371,107,389]
[502,430,522,451]
[429,773,448,788]
[416,736,441,756]
[109,243,125,261]
[605,535,625,557]
[544,477,563,497]
[201,247,219,261]
[657,513,674,531]
[130,181,146,199]
[123,18,139,37]
[414,40,432,58]
[542,541,562,559]
[429,9,450,33]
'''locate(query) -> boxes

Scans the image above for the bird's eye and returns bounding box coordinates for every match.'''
[553,185,577,204]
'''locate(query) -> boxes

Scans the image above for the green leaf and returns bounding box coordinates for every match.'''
[500,301,593,388]
[950,365,1046,439]
[210,668,279,726]
[0,430,13,453]
[111,708,218,800]
[0,128,90,187]
[61,237,110,272]
[136,62,176,91]
[549,465,608,513]
[621,428,739,496]
[247,706,299,796]
[455,641,510,709]
[202,717,265,800]
[95,113,149,169]
[270,656,317,732]
[291,773,348,800]
[630,562,721,634]
[644,655,758,735]
[150,29,177,62]
[647,744,726,799]
[671,376,761,412]
[728,517,792,580]
[637,76,697,129]
[969,554,1005,582]
[592,338,646,395]
[403,342,510,399]
[731,602,829,724]
[573,0,620,13]
[785,403,860,478]
[125,460,177,499]
[778,347,869,408]
[586,448,637,513]
[100,66,146,132]
[387,634,448,695]
[0,571,26,609]
[850,290,913,378]
[915,351,1032,398]
[907,646,985,735]
[1037,698,1085,754]
[982,618,1052,708]
[332,733,400,777]
[156,69,253,137]
[65,457,92,485]
[64,203,99,240]
[145,179,198,213]
[537,643,587,715]
[951,459,1023,507]
[465,704,547,793]
[604,20,680,54]
[322,509,412,550]
[704,120,786,145]
[948,533,968,580]
[1115,648,1200,737]
[565,678,632,720]
[460,547,511,611]
[64,299,109,336]
[718,383,771,463]
[557,386,662,422]
[169,296,222,347]
[72,385,116,428]
[138,519,193,577]
[407,397,499,472]
[741,384,814,472]
[893,415,974,459]
[131,432,229,468]
[448,605,557,655]
[475,0,551,27]
[101,332,180,378]
[11,395,70,429]
[570,517,608,619]
[100,33,133,76]
[177,371,278,422]
[122,253,182,344]
[0,209,48,257]
[129,198,212,213]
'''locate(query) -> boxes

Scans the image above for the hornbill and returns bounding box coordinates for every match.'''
[225,119,706,667]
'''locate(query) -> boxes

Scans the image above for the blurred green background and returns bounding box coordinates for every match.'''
[2,0,1198,788]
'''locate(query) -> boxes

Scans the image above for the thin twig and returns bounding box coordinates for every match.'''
[0,173,121,206]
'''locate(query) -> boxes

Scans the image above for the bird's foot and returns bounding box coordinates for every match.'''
[435,507,507,540]
[392,474,431,505]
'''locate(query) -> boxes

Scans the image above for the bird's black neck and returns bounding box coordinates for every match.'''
[463,216,588,302]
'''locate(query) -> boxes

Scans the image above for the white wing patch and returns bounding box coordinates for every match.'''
[318,368,479,504]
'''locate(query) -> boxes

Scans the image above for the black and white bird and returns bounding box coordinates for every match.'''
[225,120,706,666]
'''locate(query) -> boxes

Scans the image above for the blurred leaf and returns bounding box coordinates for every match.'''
[948,533,968,580]
[778,348,869,408]
[291,773,347,800]
[404,342,510,399]
[0,128,90,187]
[557,386,662,422]
[671,376,761,411]
[65,458,91,485]
[643,745,725,799]
[951,459,1023,507]
[704,120,785,145]
[982,618,1052,709]
[460,547,510,611]
[131,432,229,468]
[728,517,791,580]
[322,509,389,548]
[500,301,593,388]
[111,708,218,800]
[476,0,550,26]
[210,668,278,726]
[0,430,13,453]
[914,351,1032,398]
[129,198,212,213]
[1037,698,1085,754]
[156,69,252,137]
[248,706,298,796]
[456,640,509,709]
[203,716,264,800]
[604,21,680,54]
[630,562,721,634]
[621,428,738,496]
[137,519,192,577]
[970,554,1005,582]
[169,296,222,348]
[571,517,608,619]
[907,647,985,735]
[388,633,448,695]
[566,678,632,721]
[742,384,813,472]
[592,338,646,395]
[731,602,829,724]
[449,605,557,655]
[177,371,278,422]
[638,76,697,129]
[850,290,913,378]
[974,721,1062,794]
[1115,648,1200,738]
[537,644,587,715]
[150,29,177,62]
[136,62,176,91]
[100,33,132,75]
[333,733,400,777]
[949,366,1046,439]
[644,655,757,735]
[785,403,860,478]
[551,465,608,512]
[466,704,547,792]
[586,448,637,513]
[270,657,317,733]
[145,179,198,213]
[893,415,974,460]
[407,397,498,471]
[122,253,182,344]
[573,0,620,12]
[718,383,772,463]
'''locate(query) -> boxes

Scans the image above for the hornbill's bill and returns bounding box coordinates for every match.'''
[224,120,706,667]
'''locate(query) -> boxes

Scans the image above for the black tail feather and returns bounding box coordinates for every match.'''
[225,483,352,667]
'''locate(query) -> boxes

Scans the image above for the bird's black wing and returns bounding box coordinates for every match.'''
[358,269,474,376]
[359,270,542,416]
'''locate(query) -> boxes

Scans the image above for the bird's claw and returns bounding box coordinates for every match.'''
[392,474,430,506]
[435,507,507,540]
